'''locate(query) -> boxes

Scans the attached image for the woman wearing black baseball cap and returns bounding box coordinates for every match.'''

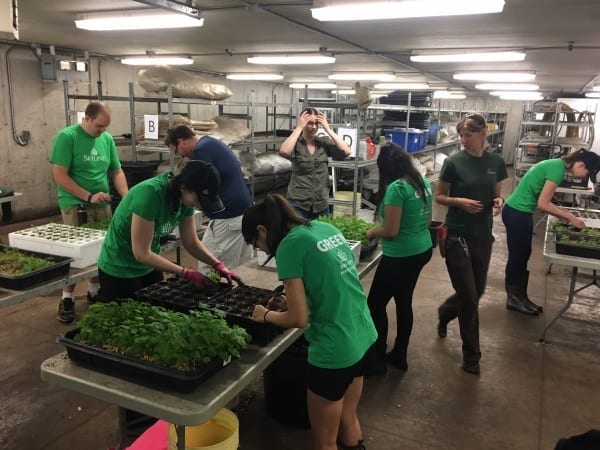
[97,160,240,302]
[502,149,600,315]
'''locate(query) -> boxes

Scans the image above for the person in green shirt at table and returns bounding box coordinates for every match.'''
[363,142,433,376]
[242,194,376,450]
[502,149,600,315]
[97,160,240,302]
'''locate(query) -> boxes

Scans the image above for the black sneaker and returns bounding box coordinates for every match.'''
[87,292,104,304]
[57,298,75,324]
[462,361,481,375]
[437,321,447,338]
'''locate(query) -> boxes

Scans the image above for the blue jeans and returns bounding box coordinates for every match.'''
[289,201,330,220]
[501,205,533,283]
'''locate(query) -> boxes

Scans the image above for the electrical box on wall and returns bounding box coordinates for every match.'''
[0,0,18,40]
[40,54,89,83]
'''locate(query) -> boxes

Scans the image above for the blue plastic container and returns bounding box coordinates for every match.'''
[428,124,444,145]
[386,129,427,152]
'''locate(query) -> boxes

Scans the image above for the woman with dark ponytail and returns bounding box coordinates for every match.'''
[242,194,376,450]
[364,143,433,375]
[97,160,240,301]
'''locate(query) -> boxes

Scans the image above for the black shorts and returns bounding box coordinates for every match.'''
[306,345,374,401]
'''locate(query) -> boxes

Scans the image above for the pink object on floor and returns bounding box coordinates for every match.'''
[126,419,169,450]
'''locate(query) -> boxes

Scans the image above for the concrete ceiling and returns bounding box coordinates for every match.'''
[10,0,600,96]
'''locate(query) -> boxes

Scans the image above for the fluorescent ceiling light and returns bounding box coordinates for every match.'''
[475,83,539,91]
[454,72,536,82]
[411,51,524,63]
[120,56,193,66]
[490,91,542,100]
[433,90,466,99]
[226,73,284,81]
[289,83,337,89]
[331,89,356,95]
[374,82,429,90]
[312,0,504,21]
[585,92,600,98]
[592,86,600,91]
[75,9,204,31]
[248,55,335,65]
[328,72,395,81]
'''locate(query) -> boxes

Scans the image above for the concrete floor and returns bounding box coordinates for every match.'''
[1,191,599,449]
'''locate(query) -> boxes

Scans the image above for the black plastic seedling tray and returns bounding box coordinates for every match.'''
[0,245,72,290]
[555,242,600,259]
[135,277,231,313]
[58,329,227,393]
[360,238,379,260]
[136,281,282,346]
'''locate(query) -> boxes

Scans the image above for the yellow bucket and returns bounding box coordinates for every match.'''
[168,409,239,450]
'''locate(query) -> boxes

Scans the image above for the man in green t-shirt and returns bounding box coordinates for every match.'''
[49,101,129,324]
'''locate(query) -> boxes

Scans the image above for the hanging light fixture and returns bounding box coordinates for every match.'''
[120,55,194,66]
[453,72,536,82]
[374,82,429,90]
[311,0,505,21]
[490,91,543,100]
[328,72,395,81]
[226,73,284,81]
[475,83,539,91]
[248,55,335,65]
[75,9,204,31]
[289,83,338,89]
[411,50,525,63]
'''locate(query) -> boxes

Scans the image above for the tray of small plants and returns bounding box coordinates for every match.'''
[0,244,72,290]
[136,280,283,346]
[135,277,232,313]
[315,215,379,260]
[211,285,285,347]
[58,300,250,393]
[550,221,600,259]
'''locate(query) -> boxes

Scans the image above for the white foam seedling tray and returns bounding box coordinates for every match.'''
[9,223,105,268]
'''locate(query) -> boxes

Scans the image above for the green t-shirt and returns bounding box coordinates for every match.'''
[97,172,194,278]
[50,124,121,210]
[506,158,565,213]
[275,221,377,369]
[379,178,433,257]
[440,150,508,237]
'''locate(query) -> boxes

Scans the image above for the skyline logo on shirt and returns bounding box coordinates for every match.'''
[487,168,497,175]
[83,147,106,162]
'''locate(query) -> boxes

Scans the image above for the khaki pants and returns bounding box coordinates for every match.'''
[61,205,112,227]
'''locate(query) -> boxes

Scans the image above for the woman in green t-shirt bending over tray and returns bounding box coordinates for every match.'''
[502,149,600,315]
[242,194,377,450]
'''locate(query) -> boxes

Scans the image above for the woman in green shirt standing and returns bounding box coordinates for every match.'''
[364,143,433,375]
[242,194,376,450]
[502,149,600,315]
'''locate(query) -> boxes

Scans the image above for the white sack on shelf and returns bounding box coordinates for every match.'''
[137,66,233,100]
[210,116,251,145]
[250,153,292,176]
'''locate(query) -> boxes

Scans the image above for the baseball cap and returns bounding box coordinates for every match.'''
[576,150,600,183]
[180,160,225,213]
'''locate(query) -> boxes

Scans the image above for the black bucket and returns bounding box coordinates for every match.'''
[263,335,310,429]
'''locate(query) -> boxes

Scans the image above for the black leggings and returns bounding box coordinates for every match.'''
[98,268,164,302]
[501,204,533,283]
[367,248,432,360]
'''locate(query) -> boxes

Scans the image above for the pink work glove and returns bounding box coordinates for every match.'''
[182,268,212,288]
[212,261,242,285]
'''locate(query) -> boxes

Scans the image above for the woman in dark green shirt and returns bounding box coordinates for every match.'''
[435,113,508,375]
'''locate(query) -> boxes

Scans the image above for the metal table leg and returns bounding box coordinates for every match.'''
[176,424,186,450]
[116,406,128,450]
[540,268,599,342]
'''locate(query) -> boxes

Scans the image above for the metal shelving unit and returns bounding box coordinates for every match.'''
[515,101,596,183]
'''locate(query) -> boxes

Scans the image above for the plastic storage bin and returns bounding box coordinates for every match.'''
[386,129,427,152]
